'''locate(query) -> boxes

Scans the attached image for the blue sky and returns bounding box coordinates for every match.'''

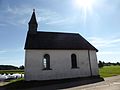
[0,0,120,66]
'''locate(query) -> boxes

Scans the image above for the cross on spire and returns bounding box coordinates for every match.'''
[33,9,35,12]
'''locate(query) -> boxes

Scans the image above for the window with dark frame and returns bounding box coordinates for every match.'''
[71,54,78,68]
[43,54,51,70]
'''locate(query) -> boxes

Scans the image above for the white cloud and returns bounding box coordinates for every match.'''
[18,19,27,25]
[88,36,120,62]
[36,9,76,26]
[45,17,75,25]
[98,51,120,55]
[2,0,89,28]
[0,50,7,54]
[46,19,68,25]
[0,5,32,26]
[6,5,31,15]
[88,37,120,48]
[97,51,120,62]
[1,5,75,27]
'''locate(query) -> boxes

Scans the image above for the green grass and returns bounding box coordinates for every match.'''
[0,70,24,74]
[99,65,120,77]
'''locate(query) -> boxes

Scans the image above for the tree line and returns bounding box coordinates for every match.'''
[98,61,120,68]
[0,65,24,70]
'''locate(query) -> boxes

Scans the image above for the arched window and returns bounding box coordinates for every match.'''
[71,54,77,68]
[43,54,50,70]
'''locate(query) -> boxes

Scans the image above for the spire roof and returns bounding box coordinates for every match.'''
[29,9,37,24]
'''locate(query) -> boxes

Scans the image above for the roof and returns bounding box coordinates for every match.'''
[28,10,37,25]
[24,31,98,52]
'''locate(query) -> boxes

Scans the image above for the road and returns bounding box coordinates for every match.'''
[64,75,120,90]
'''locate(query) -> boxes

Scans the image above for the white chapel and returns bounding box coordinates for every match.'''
[24,10,99,81]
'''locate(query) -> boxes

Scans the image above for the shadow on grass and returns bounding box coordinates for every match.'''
[0,76,104,90]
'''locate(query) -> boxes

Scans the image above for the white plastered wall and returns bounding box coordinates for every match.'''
[25,50,99,81]
[89,50,99,76]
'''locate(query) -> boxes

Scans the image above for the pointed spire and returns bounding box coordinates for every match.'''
[28,9,38,34]
[29,9,37,24]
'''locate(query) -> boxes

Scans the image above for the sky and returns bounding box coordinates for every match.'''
[0,0,120,66]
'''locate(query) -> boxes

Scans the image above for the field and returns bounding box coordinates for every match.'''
[99,65,120,77]
[0,70,24,74]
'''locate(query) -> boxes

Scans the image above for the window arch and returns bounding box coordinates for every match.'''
[43,54,50,70]
[71,54,77,68]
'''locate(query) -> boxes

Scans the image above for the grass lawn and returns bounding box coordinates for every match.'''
[99,65,120,77]
[0,70,24,74]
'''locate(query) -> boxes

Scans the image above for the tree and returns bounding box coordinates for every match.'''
[0,65,18,70]
[116,62,120,65]
[19,65,24,70]
[98,61,104,68]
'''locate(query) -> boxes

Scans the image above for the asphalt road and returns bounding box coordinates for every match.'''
[63,75,120,90]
